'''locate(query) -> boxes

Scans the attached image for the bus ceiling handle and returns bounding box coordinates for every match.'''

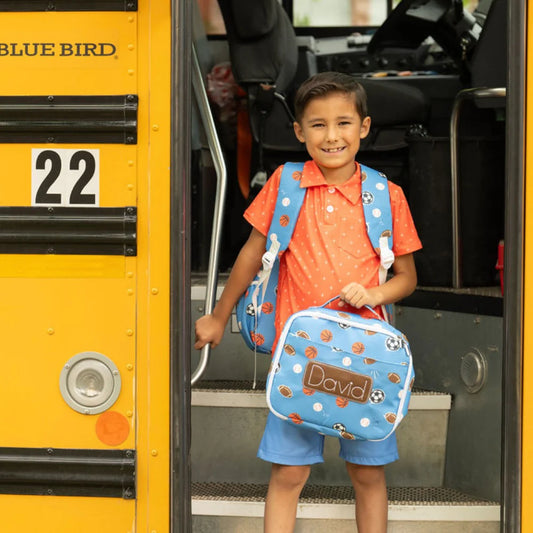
[190,45,227,385]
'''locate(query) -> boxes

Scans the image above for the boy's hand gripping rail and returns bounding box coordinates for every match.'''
[191,46,227,385]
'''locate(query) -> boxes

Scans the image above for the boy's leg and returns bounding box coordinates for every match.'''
[339,432,398,533]
[264,463,310,533]
[258,413,325,532]
[346,462,388,533]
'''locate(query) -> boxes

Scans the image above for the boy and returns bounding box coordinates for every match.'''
[195,71,422,532]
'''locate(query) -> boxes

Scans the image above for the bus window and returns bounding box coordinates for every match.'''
[294,0,388,27]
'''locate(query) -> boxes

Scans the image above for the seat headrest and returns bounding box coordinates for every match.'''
[218,0,298,93]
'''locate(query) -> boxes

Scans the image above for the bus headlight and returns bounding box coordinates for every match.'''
[60,352,121,414]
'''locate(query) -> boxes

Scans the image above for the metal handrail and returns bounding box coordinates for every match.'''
[450,86,506,288]
[190,46,227,385]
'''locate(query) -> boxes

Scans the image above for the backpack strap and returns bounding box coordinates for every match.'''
[253,161,306,310]
[360,164,395,320]
[267,162,306,252]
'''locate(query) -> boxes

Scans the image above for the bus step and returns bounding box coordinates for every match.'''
[192,482,499,532]
[192,381,451,489]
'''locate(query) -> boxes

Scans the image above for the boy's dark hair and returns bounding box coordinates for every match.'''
[294,71,368,123]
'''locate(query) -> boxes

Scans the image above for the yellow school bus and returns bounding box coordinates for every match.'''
[0,1,175,531]
[0,0,530,531]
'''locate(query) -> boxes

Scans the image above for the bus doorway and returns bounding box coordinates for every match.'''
[190,1,526,531]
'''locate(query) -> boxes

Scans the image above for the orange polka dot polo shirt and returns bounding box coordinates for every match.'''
[244,160,422,349]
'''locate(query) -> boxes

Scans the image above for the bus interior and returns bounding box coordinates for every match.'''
[190,0,509,530]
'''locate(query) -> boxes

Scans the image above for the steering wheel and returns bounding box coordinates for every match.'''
[368,0,457,54]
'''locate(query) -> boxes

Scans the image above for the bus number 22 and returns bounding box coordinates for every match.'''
[32,148,100,206]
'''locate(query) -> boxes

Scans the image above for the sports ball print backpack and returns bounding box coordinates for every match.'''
[236,161,395,355]
[266,298,414,441]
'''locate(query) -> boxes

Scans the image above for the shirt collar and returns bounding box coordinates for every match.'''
[300,160,361,205]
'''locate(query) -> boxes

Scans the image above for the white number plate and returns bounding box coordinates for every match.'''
[31,148,100,206]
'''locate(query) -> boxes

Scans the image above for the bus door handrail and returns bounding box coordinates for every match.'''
[450,86,506,289]
[190,45,227,385]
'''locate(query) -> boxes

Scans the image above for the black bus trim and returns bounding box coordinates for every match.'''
[0,1,137,11]
[0,95,138,144]
[0,447,136,499]
[0,206,137,256]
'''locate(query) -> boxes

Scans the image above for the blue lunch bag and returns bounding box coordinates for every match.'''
[266,299,414,441]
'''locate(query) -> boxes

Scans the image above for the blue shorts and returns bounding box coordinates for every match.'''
[257,412,399,466]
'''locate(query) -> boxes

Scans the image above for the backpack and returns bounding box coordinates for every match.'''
[266,298,414,441]
[236,161,395,355]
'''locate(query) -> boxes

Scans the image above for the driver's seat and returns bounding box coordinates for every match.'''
[218,0,430,197]
[218,0,309,199]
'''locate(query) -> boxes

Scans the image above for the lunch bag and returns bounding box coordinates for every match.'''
[266,298,414,441]
[236,162,395,355]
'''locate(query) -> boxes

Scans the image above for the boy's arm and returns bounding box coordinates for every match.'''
[194,228,267,349]
[339,253,417,309]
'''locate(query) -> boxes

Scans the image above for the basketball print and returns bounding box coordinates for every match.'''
[279,214,290,227]
[289,413,303,424]
[351,342,365,355]
[250,332,265,346]
[262,301,274,314]
[336,397,349,408]
[304,346,318,359]
[292,170,302,180]
[320,329,333,342]
[303,388,315,396]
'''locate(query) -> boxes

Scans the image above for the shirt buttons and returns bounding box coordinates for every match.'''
[328,187,335,193]
[326,205,334,213]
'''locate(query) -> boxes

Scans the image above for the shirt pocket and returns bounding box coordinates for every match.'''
[335,233,376,262]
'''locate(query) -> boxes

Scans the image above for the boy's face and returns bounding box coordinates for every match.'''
[293,91,371,183]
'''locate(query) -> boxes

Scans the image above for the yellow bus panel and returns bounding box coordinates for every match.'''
[0,144,137,208]
[0,495,134,533]
[0,12,137,95]
[0,272,136,449]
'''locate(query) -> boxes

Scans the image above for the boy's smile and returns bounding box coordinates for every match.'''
[293,91,371,184]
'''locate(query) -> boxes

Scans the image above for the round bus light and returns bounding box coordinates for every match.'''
[60,352,121,415]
